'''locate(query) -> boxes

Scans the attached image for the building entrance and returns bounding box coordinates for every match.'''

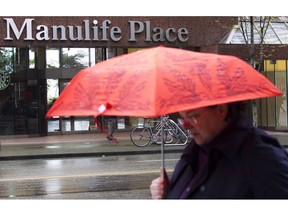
[45,47,131,135]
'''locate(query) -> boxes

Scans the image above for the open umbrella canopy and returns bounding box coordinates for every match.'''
[46,46,282,118]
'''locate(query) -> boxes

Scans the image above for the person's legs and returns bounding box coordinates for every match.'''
[107,118,116,140]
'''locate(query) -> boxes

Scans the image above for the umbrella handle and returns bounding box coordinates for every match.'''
[161,167,168,179]
[160,115,165,171]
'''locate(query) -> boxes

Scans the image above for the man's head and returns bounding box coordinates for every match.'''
[179,102,245,145]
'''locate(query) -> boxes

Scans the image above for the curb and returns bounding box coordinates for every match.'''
[0,148,183,161]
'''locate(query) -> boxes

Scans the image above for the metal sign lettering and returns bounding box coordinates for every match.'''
[3,18,189,43]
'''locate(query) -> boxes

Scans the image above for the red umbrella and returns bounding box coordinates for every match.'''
[46,46,282,118]
[46,46,282,172]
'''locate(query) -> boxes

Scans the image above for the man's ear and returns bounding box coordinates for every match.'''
[217,104,229,120]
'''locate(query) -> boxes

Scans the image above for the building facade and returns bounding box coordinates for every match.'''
[0,16,287,137]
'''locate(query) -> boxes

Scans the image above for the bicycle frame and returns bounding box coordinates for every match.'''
[130,115,191,147]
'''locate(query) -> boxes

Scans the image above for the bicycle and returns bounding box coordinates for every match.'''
[130,115,191,147]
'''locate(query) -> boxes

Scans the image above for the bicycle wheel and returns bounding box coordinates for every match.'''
[152,130,168,144]
[165,120,181,144]
[176,122,192,144]
[130,126,151,147]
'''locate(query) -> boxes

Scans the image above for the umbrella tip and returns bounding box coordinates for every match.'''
[98,103,112,114]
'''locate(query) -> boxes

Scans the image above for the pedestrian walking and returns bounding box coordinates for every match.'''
[107,116,117,141]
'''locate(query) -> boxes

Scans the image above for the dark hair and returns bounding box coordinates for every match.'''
[226,101,246,121]
[208,101,246,122]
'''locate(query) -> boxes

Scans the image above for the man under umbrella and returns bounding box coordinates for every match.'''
[44,46,288,198]
[150,101,288,199]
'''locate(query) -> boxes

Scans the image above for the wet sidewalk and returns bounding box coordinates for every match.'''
[0,130,288,161]
[0,132,185,160]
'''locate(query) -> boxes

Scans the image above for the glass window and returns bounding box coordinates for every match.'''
[62,48,89,68]
[47,79,59,107]
[29,49,35,69]
[273,23,288,44]
[74,118,90,131]
[46,48,60,68]
[48,119,60,132]
[0,47,14,74]
[0,47,15,135]
[47,48,101,69]
[275,60,287,127]
[61,118,71,132]
[260,60,288,127]
[220,20,288,45]
[45,47,130,134]
[95,48,104,64]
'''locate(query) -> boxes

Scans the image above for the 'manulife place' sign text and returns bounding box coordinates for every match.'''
[4,18,189,43]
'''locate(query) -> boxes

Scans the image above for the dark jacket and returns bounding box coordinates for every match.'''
[166,117,288,199]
